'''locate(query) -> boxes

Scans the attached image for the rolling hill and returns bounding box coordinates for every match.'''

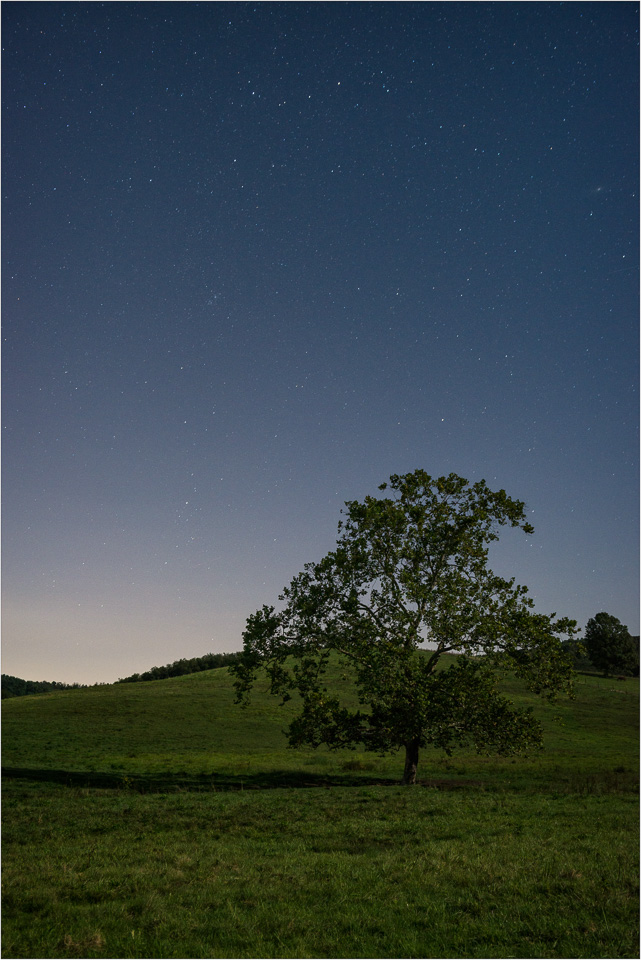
[2,657,638,792]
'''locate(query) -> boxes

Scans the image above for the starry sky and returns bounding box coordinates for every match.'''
[2,2,638,684]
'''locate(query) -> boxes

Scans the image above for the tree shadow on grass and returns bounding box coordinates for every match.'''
[1,766,482,792]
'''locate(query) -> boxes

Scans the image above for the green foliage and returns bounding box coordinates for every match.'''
[116,651,240,684]
[561,638,594,673]
[584,613,640,677]
[233,470,577,781]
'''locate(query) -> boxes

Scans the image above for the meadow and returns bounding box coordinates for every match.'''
[2,661,638,958]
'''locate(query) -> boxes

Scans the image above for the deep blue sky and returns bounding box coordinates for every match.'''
[3,2,638,684]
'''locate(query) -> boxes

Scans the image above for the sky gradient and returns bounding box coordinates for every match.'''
[3,1,639,684]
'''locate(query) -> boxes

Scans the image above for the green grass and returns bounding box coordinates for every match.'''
[2,659,638,790]
[2,782,637,959]
[2,662,639,958]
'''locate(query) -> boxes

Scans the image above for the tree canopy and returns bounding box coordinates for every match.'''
[584,613,639,677]
[232,470,577,783]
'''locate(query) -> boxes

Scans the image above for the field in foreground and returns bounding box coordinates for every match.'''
[2,663,639,958]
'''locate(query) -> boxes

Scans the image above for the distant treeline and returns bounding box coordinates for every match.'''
[1,675,87,699]
[117,652,240,684]
[2,653,241,699]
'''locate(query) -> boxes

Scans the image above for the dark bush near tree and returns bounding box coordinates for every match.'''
[561,639,594,673]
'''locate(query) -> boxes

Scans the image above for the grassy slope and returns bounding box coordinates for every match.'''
[2,662,639,958]
[2,657,638,790]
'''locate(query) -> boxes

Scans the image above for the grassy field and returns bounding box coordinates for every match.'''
[2,661,639,958]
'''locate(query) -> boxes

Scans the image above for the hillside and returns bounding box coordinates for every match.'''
[1,652,241,699]
[2,659,638,792]
[3,661,638,959]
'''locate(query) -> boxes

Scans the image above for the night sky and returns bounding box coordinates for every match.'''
[3,2,638,684]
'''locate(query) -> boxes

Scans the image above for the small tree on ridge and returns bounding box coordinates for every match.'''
[584,612,639,677]
[232,470,577,783]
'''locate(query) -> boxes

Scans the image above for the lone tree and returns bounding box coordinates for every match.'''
[232,470,577,784]
[584,612,639,677]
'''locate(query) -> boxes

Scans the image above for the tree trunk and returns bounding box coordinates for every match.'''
[403,739,420,785]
